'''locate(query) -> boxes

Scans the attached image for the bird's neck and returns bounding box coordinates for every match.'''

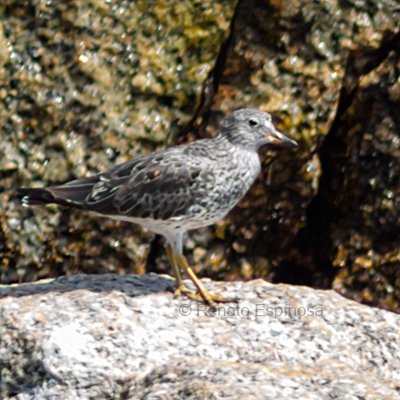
[215,132,258,153]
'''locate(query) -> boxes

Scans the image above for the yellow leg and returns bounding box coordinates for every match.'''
[173,252,237,306]
[166,244,203,300]
[165,244,185,288]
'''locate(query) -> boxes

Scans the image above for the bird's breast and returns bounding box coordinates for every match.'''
[191,148,261,224]
[218,148,261,200]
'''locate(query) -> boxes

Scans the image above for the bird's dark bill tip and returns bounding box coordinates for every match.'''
[282,137,299,149]
[268,135,298,150]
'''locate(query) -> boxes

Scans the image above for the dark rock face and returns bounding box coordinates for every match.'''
[1,275,400,398]
[0,0,399,311]
[300,40,400,310]
[201,0,400,311]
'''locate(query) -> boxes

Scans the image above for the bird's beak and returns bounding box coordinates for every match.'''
[268,128,298,149]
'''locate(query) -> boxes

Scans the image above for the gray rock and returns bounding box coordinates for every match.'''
[1,274,399,399]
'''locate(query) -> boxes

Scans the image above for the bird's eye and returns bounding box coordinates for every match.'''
[248,119,258,127]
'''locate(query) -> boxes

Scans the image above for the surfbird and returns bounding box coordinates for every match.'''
[18,108,297,305]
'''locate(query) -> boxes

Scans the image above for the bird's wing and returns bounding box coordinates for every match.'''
[43,147,215,221]
[111,149,214,220]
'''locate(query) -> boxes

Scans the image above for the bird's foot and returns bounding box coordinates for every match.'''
[166,246,238,306]
[174,284,237,306]
[201,290,238,306]
[173,285,204,302]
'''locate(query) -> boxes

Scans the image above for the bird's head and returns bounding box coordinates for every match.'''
[218,108,298,151]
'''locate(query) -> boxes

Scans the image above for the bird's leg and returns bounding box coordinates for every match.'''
[165,244,187,291]
[166,244,205,301]
[165,243,237,305]
[174,252,237,306]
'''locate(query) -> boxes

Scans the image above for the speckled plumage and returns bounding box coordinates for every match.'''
[19,108,297,305]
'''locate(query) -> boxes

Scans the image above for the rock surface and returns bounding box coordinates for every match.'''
[1,0,399,310]
[1,274,399,399]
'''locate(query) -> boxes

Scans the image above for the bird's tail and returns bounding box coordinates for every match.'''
[17,188,58,206]
[18,187,74,208]
[17,172,104,209]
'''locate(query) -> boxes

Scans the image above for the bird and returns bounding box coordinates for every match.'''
[18,108,298,306]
